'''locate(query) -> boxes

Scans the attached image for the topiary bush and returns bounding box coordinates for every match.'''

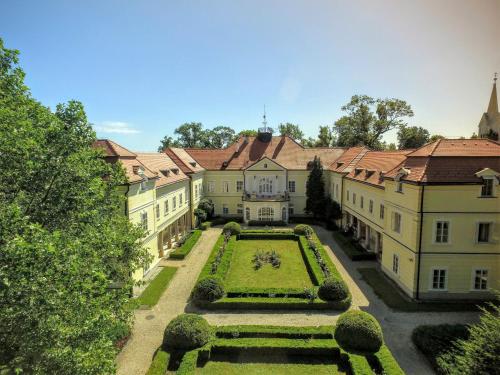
[294,224,313,236]
[193,277,225,302]
[223,221,241,235]
[335,310,383,353]
[163,314,212,350]
[318,277,349,301]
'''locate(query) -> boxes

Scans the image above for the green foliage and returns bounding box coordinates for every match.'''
[293,224,313,235]
[197,198,214,220]
[223,221,241,235]
[215,325,334,339]
[169,230,202,259]
[318,277,349,301]
[193,277,225,302]
[203,125,236,148]
[136,267,178,307]
[315,125,335,147]
[159,123,237,150]
[194,208,207,223]
[163,314,212,350]
[157,135,180,152]
[145,349,171,375]
[335,311,383,353]
[334,95,414,150]
[305,157,326,218]
[200,221,211,230]
[0,38,149,374]
[439,302,500,375]
[397,125,430,149]
[412,324,469,374]
[278,122,304,142]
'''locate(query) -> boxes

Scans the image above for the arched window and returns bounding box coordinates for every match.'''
[258,207,274,221]
[258,177,273,194]
[245,207,250,221]
[281,207,287,222]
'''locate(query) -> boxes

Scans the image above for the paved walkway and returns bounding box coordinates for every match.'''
[116,228,222,375]
[117,225,479,375]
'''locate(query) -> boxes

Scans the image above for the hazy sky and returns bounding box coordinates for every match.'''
[1,0,499,151]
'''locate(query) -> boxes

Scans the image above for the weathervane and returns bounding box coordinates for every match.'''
[262,105,268,129]
[494,72,498,83]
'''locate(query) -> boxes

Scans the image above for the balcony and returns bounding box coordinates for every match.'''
[242,190,290,202]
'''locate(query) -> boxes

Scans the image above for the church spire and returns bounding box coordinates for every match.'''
[487,73,498,114]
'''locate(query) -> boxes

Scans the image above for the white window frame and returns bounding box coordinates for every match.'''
[346,190,350,202]
[288,180,296,193]
[369,200,373,214]
[476,222,493,243]
[392,212,402,233]
[208,181,215,193]
[480,178,495,197]
[471,268,489,291]
[172,196,177,210]
[429,268,448,291]
[379,204,384,220]
[236,180,243,192]
[223,181,230,193]
[164,200,169,216]
[392,253,399,275]
[433,220,451,244]
[155,203,160,219]
[179,193,183,206]
[222,204,229,215]
[140,211,148,232]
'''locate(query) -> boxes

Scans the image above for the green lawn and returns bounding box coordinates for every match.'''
[136,266,177,307]
[224,240,313,289]
[197,361,345,375]
[358,267,482,312]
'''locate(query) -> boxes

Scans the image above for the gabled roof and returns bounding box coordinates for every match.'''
[329,146,369,173]
[406,138,500,157]
[165,148,205,174]
[184,135,346,170]
[136,153,189,187]
[94,139,136,158]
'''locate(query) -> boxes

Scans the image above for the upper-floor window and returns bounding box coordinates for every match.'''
[481,178,494,197]
[259,177,273,194]
[477,222,491,243]
[194,184,198,198]
[431,269,447,290]
[172,196,177,210]
[360,196,364,209]
[396,181,403,193]
[380,204,384,220]
[347,190,350,201]
[155,204,160,219]
[223,181,229,193]
[473,269,488,290]
[164,200,169,216]
[392,254,399,274]
[208,181,215,193]
[140,212,148,231]
[335,184,339,198]
[353,193,357,205]
[288,180,296,193]
[369,200,373,214]
[392,212,402,233]
[435,221,450,243]
[179,193,183,205]
[236,181,243,192]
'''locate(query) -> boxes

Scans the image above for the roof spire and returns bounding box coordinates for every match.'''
[487,72,498,114]
[262,105,268,129]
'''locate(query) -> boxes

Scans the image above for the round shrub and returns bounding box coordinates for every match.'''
[193,277,225,302]
[318,277,349,301]
[335,311,383,353]
[294,224,313,236]
[163,314,212,350]
[223,221,241,235]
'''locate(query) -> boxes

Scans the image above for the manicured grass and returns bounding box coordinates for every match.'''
[136,266,177,307]
[358,267,482,312]
[196,361,345,374]
[224,239,314,289]
[332,231,376,261]
[169,230,202,259]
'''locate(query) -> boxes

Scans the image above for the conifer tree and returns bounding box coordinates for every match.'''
[305,156,326,218]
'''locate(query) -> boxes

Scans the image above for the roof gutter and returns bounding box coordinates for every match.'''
[415,185,425,300]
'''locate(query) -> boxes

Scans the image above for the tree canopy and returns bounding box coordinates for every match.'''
[397,125,430,149]
[305,156,326,218]
[278,122,304,142]
[159,123,237,150]
[0,38,149,374]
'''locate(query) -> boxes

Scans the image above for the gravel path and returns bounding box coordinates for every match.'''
[117,225,479,375]
[116,228,222,375]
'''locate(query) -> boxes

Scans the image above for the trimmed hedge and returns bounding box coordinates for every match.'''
[318,277,349,301]
[237,232,298,240]
[200,221,211,230]
[163,314,212,350]
[197,234,236,281]
[223,221,241,235]
[169,230,202,259]
[247,220,287,226]
[197,296,350,310]
[294,224,313,235]
[335,311,383,353]
[192,277,225,302]
[216,325,333,339]
[145,349,170,375]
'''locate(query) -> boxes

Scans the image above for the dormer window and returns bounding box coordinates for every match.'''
[396,181,403,193]
[336,162,344,169]
[481,178,494,197]
[190,161,197,167]
[354,168,364,175]
[171,168,179,175]
[160,169,170,177]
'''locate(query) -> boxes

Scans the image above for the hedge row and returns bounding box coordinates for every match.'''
[198,296,350,310]
[240,229,294,234]
[247,220,287,226]
[145,349,170,375]
[169,230,202,259]
[197,234,236,281]
[236,233,298,240]
[215,325,333,339]
[226,287,310,298]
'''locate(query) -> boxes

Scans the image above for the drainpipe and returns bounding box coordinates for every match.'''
[124,183,130,217]
[415,184,425,300]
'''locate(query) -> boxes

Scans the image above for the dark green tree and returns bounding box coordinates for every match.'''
[430,134,445,142]
[305,156,326,218]
[158,136,180,152]
[278,122,304,142]
[237,129,258,137]
[0,38,149,374]
[397,125,430,149]
[174,122,206,147]
[334,95,414,149]
[203,126,236,148]
[316,125,335,147]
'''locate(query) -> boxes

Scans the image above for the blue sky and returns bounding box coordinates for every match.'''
[1,0,499,151]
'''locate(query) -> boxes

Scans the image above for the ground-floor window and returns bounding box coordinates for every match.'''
[392,254,399,274]
[258,207,274,221]
[245,207,250,221]
[431,269,447,290]
[222,204,229,215]
[281,207,287,221]
[473,269,488,290]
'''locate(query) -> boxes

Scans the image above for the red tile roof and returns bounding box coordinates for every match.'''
[136,153,189,186]
[185,136,346,170]
[407,138,500,157]
[328,146,369,172]
[94,139,136,158]
[165,148,205,174]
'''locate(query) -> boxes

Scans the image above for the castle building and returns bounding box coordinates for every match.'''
[478,74,499,140]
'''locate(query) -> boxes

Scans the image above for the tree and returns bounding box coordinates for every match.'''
[385,143,397,151]
[302,137,318,147]
[334,95,414,149]
[397,125,430,149]
[237,129,258,137]
[305,156,326,218]
[0,38,149,374]
[278,122,304,142]
[158,136,180,152]
[430,134,445,142]
[203,126,236,148]
[174,122,205,148]
[316,125,335,147]
[439,299,500,374]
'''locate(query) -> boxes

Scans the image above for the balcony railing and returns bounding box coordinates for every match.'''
[242,191,290,202]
